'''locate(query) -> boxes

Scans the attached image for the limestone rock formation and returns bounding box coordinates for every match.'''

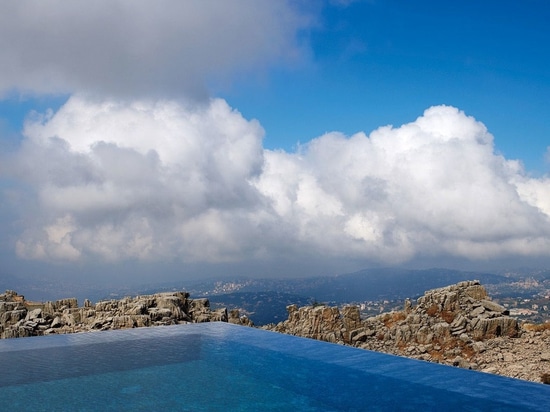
[228,308,254,326]
[268,281,518,345]
[264,281,550,383]
[0,289,251,338]
[3,282,549,384]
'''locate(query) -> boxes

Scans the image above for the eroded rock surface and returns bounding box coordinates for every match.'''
[264,281,550,384]
[0,289,251,338]
[2,282,549,384]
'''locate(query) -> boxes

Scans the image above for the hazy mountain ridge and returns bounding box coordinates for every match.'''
[192,268,547,325]
[190,268,506,300]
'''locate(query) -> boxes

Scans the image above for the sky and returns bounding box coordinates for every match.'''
[1,0,550,290]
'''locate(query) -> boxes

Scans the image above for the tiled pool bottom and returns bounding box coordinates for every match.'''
[0,324,548,411]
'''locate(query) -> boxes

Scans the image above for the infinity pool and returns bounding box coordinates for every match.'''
[0,323,548,411]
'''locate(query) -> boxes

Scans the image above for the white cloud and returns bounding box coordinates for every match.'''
[5,99,550,269]
[0,0,307,99]
[11,96,265,262]
[254,105,550,263]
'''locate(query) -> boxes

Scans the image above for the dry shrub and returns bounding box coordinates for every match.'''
[383,311,407,328]
[427,338,443,361]
[460,342,476,360]
[429,350,443,361]
[426,305,439,317]
[440,310,456,324]
[523,322,550,332]
[394,311,407,321]
[428,338,475,362]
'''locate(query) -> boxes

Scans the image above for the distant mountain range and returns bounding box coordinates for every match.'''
[192,267,505,301]
[191,267,511,325]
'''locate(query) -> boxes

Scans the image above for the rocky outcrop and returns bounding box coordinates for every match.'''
[2,282,549,384]
[228,308,254,327]
[268,281,518,346]
[265,281,550,383]
[0,290,251,339]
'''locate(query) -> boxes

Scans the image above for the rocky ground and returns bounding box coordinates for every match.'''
[264,280,550,385]
[0,289,252,339]
[473,328,550,383]
[1,282,549,385]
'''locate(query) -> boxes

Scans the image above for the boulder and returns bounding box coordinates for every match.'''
[265,280,522,373]
[480,300,507,314]
[0,289,229,338]
[472,317,519,339]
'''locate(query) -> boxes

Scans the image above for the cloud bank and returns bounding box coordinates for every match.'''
[0,0,306,99]
[5,98,550,269]
[2,2,550,276]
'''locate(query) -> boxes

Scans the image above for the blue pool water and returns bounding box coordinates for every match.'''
[0,323,548,411]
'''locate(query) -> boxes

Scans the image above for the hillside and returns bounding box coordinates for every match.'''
[264,280,550,384]
[191,268,513,325]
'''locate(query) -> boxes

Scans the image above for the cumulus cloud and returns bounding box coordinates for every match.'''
[256,106,550,264]
[5,99,550,269]
[0,0,307,99]
[10,96,265,262]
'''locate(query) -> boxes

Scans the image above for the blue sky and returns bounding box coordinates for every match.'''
[1,1,550,292]
[3,1,550,169]
[221,1,550,172]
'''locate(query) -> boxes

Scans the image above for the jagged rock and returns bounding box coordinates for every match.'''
[471,317,518,339]
[432,322,451,340]
[210,308,228,322]
[470,306,485,317]
[25,308,42,321]
[342,306,361,330]
[464,284,487,300]
[126,302,147,316]
[61,313,76,327]
[2,309,27,325]
[227,309,253,326]
[0,289,229,338]
[479,299,507,314]
[265,280,531,379]
[110,316,136,329]
[148,308,173,322]
[351,330,372,343]
[50,317,62,328]
[452,356,472,369]
[450,314,467,335]
[2,283,547,384]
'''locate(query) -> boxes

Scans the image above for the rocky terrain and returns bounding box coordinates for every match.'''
[264,280,550,384]
[1,281,549,385]
[0,290,252,339]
